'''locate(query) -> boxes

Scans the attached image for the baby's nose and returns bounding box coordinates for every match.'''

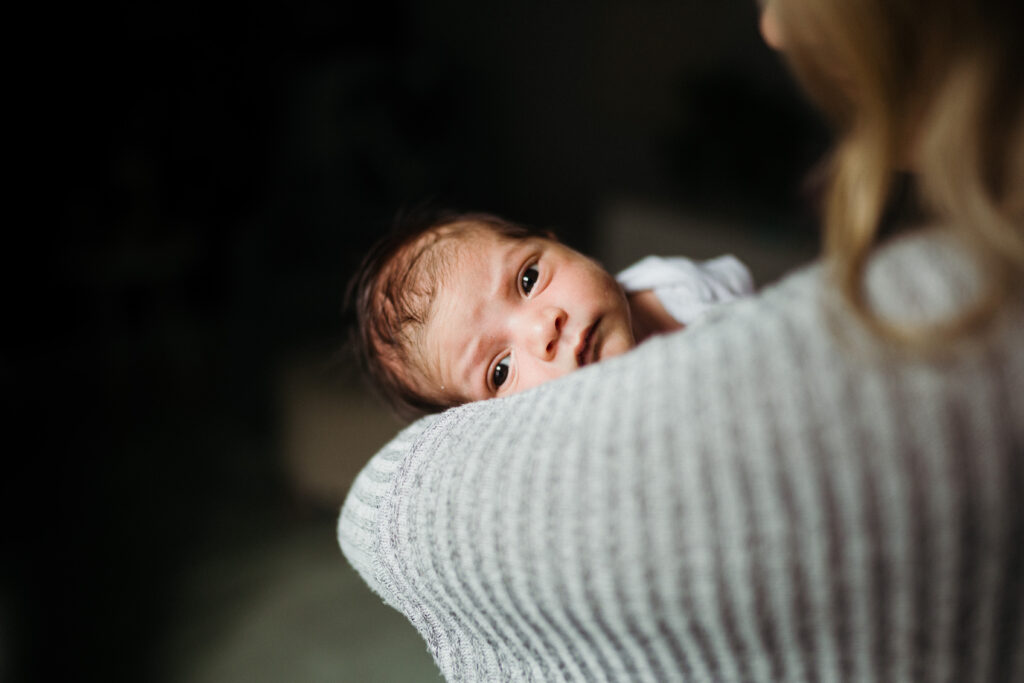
[525,306,566,359]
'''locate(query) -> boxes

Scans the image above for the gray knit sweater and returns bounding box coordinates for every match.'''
[338,231,1024,682]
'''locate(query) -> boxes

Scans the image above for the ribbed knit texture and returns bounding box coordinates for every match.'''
[339,231,1024,682]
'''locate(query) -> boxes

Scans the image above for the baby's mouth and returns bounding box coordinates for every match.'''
[575,317,601,367]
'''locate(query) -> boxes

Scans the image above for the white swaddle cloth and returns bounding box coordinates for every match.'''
[615,254,756,325]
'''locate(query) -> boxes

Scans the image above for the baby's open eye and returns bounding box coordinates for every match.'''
[521,265,539,295]
[492,355,511,388]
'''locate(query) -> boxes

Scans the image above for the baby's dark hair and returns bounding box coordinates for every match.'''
[346,209,550,420]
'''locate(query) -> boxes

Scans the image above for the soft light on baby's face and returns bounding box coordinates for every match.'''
[416,229,635,404]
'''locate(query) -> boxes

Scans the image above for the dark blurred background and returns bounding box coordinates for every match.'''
[5,1,829,680]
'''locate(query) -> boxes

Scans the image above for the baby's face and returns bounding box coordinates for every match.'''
[417,229,635,404]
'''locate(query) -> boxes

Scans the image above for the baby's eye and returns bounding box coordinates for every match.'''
[521,265,539,295]
[492,355,511,389]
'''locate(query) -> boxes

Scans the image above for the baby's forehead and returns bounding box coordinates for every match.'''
[400,221,494,269]
[411,223,527,280]
[389,222,490,288]
[386,226,495,368]
[406,228,514,391]
[417,227,506,315]
[435,220,514,250]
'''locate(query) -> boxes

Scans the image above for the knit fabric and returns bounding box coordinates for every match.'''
[338,230,1024,682]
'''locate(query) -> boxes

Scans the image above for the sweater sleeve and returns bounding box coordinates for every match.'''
[337,415,441,607]
[339,230,1024,682]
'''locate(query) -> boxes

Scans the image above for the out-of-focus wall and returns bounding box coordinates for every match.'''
[409,1,804,243]
[596,197,819,286]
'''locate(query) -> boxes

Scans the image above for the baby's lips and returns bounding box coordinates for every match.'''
[574,328,589,367]
[574,318,600,367]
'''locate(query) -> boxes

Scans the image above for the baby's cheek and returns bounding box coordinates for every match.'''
[603,334,636,362]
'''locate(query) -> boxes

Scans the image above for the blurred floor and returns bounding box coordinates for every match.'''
[160,515,438,683]
[157,354,438,682]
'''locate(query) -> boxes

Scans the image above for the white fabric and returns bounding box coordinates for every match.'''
[615,254,755,325]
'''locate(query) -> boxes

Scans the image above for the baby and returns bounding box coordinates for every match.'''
[349,210,754,419]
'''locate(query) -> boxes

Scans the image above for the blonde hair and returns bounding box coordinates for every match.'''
[771,0,1024,346]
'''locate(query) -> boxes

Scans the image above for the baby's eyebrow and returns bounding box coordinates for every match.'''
[449,304,492,400]
[460,336,488,396]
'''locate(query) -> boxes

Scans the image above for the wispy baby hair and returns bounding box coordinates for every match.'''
[347,208,547,420]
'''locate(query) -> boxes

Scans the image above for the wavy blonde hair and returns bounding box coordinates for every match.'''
[771,0,1024,346]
